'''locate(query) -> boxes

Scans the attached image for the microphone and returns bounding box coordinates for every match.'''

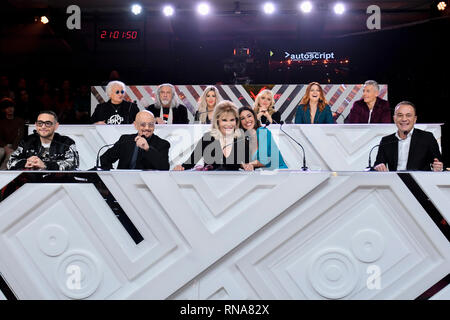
[220,134,250,169]
[95,141,123,170]
[366,138,399,170]
[264,119,285,128]
[95,134,151,170]
[196,110,212,115]
[221,134,250,151]
[260,115,267,125]
[367,130,411,170]
[267,119,308,171]
[195,110,213,123]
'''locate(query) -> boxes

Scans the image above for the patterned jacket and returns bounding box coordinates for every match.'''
[7,132,79,170]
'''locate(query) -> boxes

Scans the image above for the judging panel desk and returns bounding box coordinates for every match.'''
[0,170,449,300]
[28,124,443,171]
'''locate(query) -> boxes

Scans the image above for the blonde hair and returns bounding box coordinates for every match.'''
[210,100,242,139]
[197,86,222,124]
[253,89,276,115]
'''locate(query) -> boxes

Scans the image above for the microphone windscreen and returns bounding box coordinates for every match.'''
[261,115,267,124]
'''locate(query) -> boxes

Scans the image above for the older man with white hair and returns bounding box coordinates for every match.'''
[91,80,139,125]
[146,83,189,124]
[347,80,391,123]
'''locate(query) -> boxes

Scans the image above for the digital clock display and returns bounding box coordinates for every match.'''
[99,29,140,41]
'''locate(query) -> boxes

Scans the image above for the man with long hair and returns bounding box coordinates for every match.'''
[146,83,189,124]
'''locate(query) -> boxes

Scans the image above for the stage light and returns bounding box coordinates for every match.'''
[263,2,275,15]
[163,5,174,16]
[437,1,447,11]
[334,3,345,15]
[197,3,210,15]
[40,16,49,24]
[300,1,313,13]
[131,4,142,15]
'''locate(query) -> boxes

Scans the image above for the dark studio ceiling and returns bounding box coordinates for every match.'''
[1,0,449,55]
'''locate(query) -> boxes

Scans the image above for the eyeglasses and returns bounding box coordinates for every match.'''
[115,90,125,94]
[139,122,155,128]
[36,120,55,127]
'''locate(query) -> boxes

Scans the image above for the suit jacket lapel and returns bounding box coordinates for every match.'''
[306,107,311,124]
[406,130,418,170]
[125,135,138,168]
[391,137,398,171]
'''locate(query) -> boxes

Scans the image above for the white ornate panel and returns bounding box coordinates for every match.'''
[27,124,442,171]
[0,171,333,299]
[0,172,448,300]
[171,172,450,300]
[410,172,450,223]
[0,184,124,299]
[273,124,442,171]
[127,171,330,299]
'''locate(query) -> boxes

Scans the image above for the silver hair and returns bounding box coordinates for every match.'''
[394,100,416,114]
[154,83,182,109]
[364,80,379,92]
[106,80,126,97]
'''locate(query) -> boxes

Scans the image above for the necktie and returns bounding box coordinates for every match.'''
[129,145,139,169]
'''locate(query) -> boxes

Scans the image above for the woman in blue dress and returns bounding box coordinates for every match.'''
[294,82,333,124]
[238,106,288,170]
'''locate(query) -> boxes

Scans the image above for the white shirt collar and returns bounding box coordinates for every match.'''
[395,127,414,140]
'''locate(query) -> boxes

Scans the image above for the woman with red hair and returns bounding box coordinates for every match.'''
[294,82,333,124]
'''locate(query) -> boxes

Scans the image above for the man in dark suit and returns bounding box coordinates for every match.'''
[100,110,170,170]
[374,101,443,172]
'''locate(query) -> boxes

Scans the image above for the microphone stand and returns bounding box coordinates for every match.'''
[269,119,308,171]
[94,134,152,170]
[366,144,380,171]
[95,143,115,170]
[366,136,401,171]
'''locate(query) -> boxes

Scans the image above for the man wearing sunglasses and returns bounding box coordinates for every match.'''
[91,80,139,125]
[7,111,79,170]
[100,110,170,170]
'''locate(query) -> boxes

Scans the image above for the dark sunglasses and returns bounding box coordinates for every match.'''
[115,90,125,94]
[36,121,55,127]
